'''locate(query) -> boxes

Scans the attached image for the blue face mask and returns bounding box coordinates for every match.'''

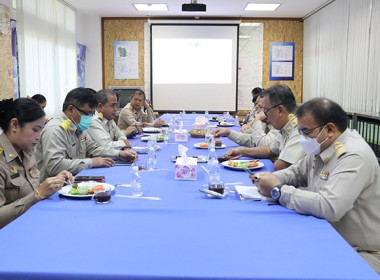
[75,115,92,131]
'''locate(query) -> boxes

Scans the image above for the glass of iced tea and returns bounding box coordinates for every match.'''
[92,186,111,203]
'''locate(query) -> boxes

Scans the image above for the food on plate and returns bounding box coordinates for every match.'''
[215,140,223,147]
[228,160,259,168]
[199,142,208,148]
[156,134,164,141]
[68,183,104,195]
[189,129,205,138]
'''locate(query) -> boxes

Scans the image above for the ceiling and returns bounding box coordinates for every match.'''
[64,0,333,19]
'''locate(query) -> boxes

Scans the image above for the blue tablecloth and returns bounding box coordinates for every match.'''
[0,114,378,280]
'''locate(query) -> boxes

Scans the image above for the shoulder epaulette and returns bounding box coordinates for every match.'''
[60,119,73,131]
[288,114,298,128]
[0,146,3,155]
[334,141,346,158]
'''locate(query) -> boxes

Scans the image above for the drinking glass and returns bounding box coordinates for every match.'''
[92,187,111,203]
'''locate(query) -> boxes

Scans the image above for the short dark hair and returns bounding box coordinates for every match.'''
[0,98,45,132]
[261,84,297,113]
[62,87,97,111]
[96,89,116,105]
[251,87,263,103]
[31,94,46,104]
[130,89,145,100]
[296,98,348,132]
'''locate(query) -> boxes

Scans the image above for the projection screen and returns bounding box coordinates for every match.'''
[150,24,239,112]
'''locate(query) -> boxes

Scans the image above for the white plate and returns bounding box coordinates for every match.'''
[194,143,226,149]
[141,135,164,142]
[59,181,115,198]
[142,127,161,133]
[221,160,264,170]
[217,122,234,127]
[199,188,229,199]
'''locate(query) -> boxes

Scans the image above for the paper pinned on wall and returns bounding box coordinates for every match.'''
[114,41,139,79]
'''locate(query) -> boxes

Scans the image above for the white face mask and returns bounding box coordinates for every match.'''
[299,125,329,156]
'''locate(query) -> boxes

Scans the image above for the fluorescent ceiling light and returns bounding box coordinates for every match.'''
[244,3,281,11]
[133,3,168,11]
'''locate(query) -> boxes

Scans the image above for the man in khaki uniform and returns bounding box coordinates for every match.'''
[255,98,380,273]
[117,90,166,130]
[35,88,137,181]
[214,96,279,147]
[85,89,136,150]
[225,84,305,171]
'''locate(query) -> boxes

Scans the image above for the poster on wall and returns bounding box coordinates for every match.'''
[11,19,19,99]
[76,43,86,87]
[269,42,294,80]
[114,41,139,79]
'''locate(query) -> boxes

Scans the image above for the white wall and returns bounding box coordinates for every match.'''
[76,11,102,91]
[0,0,15,19]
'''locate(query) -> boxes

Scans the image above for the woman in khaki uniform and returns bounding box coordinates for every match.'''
[0,98,74,229]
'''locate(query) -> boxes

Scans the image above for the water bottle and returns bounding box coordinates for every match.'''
[182,109,186,119]
[208,159,224,195]
[208,136,216,151]
[147,135,156,150]
[205,110,209,119]
[204,122,212,142]
[235,115,240,126]
[207,147,218,171]
[145,148,157,170]
[130,166,143,197]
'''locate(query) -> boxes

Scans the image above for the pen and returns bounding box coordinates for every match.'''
[244,168,260,181]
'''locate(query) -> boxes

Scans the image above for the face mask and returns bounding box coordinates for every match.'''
[299,125,329,156]
[74,115,92,131]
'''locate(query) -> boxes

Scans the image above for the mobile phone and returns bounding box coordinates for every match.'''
[244,168,259,181]
[74,176,105,182]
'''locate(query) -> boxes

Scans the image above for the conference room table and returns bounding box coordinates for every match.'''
[0,113,379,280]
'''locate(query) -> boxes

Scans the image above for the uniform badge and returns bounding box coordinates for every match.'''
[320,171,329,180]
[0,146,3,155]
[80,136,88,142]
[28,164,38,178]
[11,165,20,179]
[288,114,298,128]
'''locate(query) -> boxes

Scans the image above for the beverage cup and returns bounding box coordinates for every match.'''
[92,187,111,203]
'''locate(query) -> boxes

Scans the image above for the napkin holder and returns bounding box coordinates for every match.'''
[174,129,188,142]
[175,157,197,180]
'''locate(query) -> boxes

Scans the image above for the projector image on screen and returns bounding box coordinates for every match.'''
[182,3,206,12]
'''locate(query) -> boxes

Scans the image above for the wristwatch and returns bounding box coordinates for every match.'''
[271,184,283,202]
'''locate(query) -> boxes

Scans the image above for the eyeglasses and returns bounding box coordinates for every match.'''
[73,105,95,116]
[263,103,284,117]
[298,124,325,138]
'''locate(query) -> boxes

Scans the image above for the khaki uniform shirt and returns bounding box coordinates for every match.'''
[275,129,380,271]
[0,133,40,228]
[228,122,279,147]
[118,103,154,130]
[270,120,305,164]
[85,114,127,150]
[34,113,120,181]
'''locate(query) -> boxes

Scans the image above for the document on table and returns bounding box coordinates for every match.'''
[235,185,275,201]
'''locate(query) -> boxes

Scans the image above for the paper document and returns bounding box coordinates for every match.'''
[235,185,275,201]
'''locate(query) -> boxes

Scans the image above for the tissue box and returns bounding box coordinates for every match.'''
[174,129,188,142]
[175,157,197,180]
[193,122,205,129]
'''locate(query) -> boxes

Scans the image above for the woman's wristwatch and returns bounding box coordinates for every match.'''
[270,184,283,203]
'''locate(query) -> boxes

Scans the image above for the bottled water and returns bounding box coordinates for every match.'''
[204,122,212,142]
[130,166,143,197]
[207,147,218,171]
[208,158,224,195]
[205,110,209,119]
[147,135,156,150]
[145,148,157,170]
[235,115,240,126]
[208,136,216,151]
[182,109,186,119]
